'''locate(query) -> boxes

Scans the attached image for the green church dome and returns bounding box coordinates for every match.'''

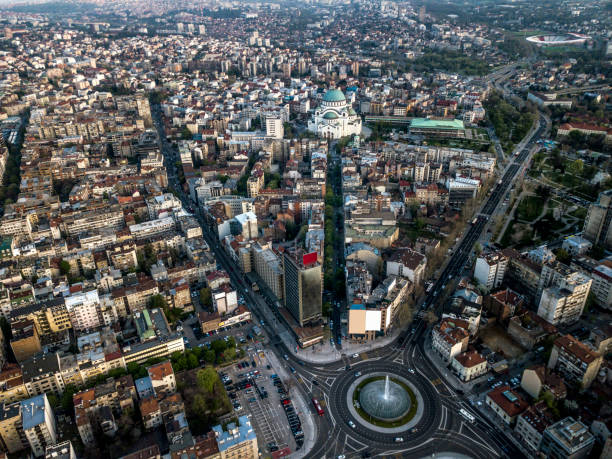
[322,89,346,103]
[323,111,339,119]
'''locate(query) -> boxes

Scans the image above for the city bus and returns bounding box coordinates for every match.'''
[459,408,475,423]
[312,398,324,416]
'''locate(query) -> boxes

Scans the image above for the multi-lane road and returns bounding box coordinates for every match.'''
[153,91,549,457]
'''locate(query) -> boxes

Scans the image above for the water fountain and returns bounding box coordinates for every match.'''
[384,375,390,400]
[358,375,410,421]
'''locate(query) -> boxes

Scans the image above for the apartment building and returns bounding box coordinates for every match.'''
[129,217,176,240]
[385,248,427,285]
[514,401,555,452]
[212,416,258,459]
[122,336,185,366]
[432,318,469,363]
[0,364,29,404]
[451,350,487,382]
[64,290,102,332]
[590,264,612,310]
[21,394,57,457]
[583,190,612,249]
[548,335,602,389]
[0,401,27,454]
[252,243,284,300]
[21,353,65,396]
[44,440,77,459]
[540,417,594,459]
[485,385,528,425]
[147,361,176,397]
[537,272,592,326]
[10,319,42,363]
[474,251,508,290]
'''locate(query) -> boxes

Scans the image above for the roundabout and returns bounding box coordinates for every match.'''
[349,373,422,431]
[328,361,441,446]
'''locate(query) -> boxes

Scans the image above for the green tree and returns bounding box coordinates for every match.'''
[61,385,78,411]
[553,248,571,264]
[192,393,208,417]
[181,127,193,140]
[59,260,71,276]
[197,366,218,393]
[149,294,167,309]
[199,288,212,308]
[204,349,216,364]
[211,339,227,355]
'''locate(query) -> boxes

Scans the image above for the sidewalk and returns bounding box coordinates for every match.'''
[279,326,401,364]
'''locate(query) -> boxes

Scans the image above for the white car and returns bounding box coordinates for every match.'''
[394,437,404,443]
[348,420,356,428]
[352,353,359,359]
[407,368,415,374]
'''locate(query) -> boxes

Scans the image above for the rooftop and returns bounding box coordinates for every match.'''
[410,118,465,130]
[322,89,346,103]
[21,394,48,430]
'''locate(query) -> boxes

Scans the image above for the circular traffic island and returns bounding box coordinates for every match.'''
[328,361,440,446]
[346,372,424,433]
[354,375,416,426]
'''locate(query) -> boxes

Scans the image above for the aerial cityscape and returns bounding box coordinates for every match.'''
[0,0,610,458]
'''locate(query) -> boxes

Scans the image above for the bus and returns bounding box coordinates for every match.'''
[312,398,324,416]
[459,408,475,424]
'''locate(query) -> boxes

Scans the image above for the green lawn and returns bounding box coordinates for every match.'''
[516,195,545,222]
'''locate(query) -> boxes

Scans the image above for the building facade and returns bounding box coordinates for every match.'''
[307,89,361,140]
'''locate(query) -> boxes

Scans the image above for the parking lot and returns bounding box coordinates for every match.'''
[222,353,301,455]
[181,318,264,350]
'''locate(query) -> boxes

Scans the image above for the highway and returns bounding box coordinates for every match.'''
[152,91,549,457]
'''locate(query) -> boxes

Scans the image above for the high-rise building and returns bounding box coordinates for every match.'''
[539,417,594,459]
[474,251,508,290]
[419,5,426,22]
[21,394,57,457]
[45,440,77,459]
[265,117,284,139]
[583,190,612,249]
[548,335,602,389]
[253,243,284,300]
[283,250,322,326]
[536,262,591,325]
[282,63,292,79]
[537,276,592,326]
[0,401,27,453]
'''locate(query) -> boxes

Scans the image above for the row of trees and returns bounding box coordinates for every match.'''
[484,90,536,154]
[0,113,27,211]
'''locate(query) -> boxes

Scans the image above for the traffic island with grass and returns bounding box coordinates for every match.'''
[352,375,418,428]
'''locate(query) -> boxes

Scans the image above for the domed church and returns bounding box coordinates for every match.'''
[308,89,362,139]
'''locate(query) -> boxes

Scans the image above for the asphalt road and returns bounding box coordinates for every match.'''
[151,101,548,458]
